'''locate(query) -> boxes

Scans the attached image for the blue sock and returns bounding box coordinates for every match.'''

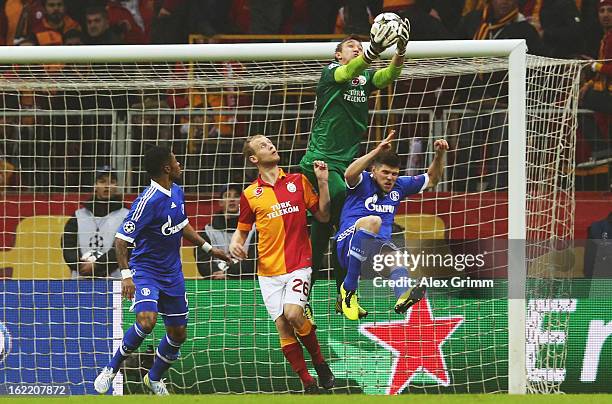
[390,267,410,298]
[343,229,377,292]
[108,322,149,373]
[148,335,182,381]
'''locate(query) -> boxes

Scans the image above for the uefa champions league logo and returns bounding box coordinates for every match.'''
[0,322,12,363]
[123,221,136,234]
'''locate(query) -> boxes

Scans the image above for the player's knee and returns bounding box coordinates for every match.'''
[357,215,382,233]
[283,306,304,326]
[136,313,157,333]
[166,326,187,344]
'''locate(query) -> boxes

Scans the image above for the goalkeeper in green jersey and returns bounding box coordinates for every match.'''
[299,19,410,319]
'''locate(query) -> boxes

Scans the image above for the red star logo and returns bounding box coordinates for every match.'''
[360,298,463,395]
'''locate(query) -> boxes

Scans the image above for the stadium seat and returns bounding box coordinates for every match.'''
[181,247,199,279]
[0,216,71,279]
[394,214,446,240]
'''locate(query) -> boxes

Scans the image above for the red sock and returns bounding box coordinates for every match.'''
[296,321,325,366]
[281,342,315,386]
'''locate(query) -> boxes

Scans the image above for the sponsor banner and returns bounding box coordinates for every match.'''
[121,280,612,394]
[0,279,609,394]
[0,280,115,395]
[123,280,506,394]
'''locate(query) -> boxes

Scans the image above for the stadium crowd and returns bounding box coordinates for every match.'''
[0,0,603,56]
[0,0,609,193]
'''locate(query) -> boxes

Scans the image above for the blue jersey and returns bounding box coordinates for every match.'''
[337,171,428,241]
[116,180,188,278]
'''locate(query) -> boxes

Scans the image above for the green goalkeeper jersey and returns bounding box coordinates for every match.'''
[301,61,376,170]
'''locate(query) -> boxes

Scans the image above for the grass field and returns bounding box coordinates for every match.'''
[1,395,611,404]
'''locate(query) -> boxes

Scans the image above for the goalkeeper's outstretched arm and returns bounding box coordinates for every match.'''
[334,55,370,83]
[372,18,409,89]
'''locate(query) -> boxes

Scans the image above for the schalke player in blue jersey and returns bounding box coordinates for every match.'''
[336,130,448,320]
[94,146,231,395]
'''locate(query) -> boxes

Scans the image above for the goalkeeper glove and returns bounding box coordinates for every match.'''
[395,18,410,57]
[364,23,398,63]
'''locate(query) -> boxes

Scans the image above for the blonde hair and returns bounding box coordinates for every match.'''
[242,134,266,163]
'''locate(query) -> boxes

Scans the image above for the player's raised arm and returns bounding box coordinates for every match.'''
[426,139,449,188]
[345,130,396,187]
[312,160,330,223]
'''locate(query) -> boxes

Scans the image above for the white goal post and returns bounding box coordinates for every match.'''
[0,40,581,395]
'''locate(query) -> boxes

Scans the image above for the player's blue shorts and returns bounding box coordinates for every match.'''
[336,224,397,270]
[130,269,188,327]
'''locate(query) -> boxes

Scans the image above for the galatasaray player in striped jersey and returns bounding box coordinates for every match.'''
[229,135,335,393]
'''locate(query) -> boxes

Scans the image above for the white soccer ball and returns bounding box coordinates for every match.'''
[370,12,402,44]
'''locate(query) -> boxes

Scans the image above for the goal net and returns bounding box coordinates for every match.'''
[0,42,583,395]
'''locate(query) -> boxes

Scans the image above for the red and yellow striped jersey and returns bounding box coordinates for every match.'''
[238,168,319,276]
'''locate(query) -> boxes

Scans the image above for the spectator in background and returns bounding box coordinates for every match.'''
[5,0,43,45]
[460,0,582,57]
[452,0,543,192]
[195,185,257,279]
[61,166,129,278]
[583,0,606,58]
[29,0,80,45]
[456,0,542,54]
[584,212,612,277]
[83,5,124,44]
[524,0,583,58]
[579,0,611,159]
[107,0,148,44]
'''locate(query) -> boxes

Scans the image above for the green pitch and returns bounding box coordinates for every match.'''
[2,395,611,404]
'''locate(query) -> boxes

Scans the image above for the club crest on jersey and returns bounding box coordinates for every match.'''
[351,75,366,86]
[141,288,150,296]
[254,187,264,198]
[287,182,296,193]
[365,194,395,213]
[390,191,400,201]
[123,221,135,234]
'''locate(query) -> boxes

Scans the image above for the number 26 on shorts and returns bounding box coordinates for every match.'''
[291,278,309,297]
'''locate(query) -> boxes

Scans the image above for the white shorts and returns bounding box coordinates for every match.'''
[258,267,312,321]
